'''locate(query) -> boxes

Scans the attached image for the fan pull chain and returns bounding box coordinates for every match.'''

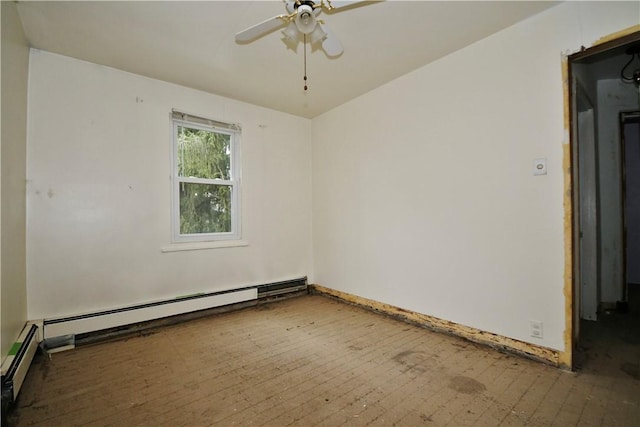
[303,34,308,91]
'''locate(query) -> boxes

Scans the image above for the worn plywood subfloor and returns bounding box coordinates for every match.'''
[7,294,640,426]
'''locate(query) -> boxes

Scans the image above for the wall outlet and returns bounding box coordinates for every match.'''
[530,320,543,338]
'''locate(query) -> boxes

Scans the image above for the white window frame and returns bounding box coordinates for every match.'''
[171,111,241,243]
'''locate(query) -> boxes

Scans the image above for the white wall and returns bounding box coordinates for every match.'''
[1,1,30,362]
[597,79,639,303]
[312,2,639,351]
[573,63,599,107]
[26,51,312,320]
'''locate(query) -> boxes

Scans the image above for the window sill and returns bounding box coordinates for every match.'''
[161,240,248,253]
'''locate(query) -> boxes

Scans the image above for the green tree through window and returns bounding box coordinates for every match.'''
[173,116,240,241]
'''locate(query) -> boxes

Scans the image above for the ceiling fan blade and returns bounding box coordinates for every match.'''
[318,23,343,57]
[235,15,288,43]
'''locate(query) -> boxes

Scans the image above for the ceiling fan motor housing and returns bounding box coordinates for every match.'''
[294,2,318,34]
[296,1,319,10]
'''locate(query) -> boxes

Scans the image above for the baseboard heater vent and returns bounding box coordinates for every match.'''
[43,277,307,348]
[257,278,307,298]
[1,324,39,415]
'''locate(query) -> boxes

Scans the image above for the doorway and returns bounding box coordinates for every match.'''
[569,31,640,369]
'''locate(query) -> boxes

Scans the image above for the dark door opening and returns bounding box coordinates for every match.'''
[569,31,640,370]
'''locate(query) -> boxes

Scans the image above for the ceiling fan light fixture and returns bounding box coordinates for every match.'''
[282,22,298,42]
[310,24,327,44]
[294,4,316,34]
[236,0,367,66]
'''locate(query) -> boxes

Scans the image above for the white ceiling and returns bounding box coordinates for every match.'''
[16,1,559,118]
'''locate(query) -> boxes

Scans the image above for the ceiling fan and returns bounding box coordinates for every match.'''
[235,1,369,58]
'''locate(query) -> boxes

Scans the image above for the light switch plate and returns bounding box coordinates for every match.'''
[533,158,547,176]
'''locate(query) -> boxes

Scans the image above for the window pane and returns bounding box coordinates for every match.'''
[177,126,231,180]
[179,183,232,234]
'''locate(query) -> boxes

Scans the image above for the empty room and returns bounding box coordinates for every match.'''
[2,1,640,425]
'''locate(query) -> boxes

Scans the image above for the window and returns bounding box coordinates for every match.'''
[172,111,241,242]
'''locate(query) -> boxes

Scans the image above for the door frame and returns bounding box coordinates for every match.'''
[563,29,640,370]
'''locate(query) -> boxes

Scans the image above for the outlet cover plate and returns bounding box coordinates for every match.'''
[530,320,543,338]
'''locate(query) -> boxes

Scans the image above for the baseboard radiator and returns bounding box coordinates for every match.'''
[42,277,307,349]
[1,324,39,414]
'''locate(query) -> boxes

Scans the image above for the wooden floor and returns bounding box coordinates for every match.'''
[7,294,640,426]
